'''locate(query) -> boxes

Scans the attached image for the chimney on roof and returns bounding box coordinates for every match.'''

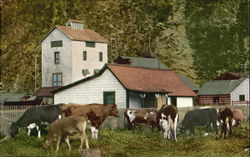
[66,19,84,30]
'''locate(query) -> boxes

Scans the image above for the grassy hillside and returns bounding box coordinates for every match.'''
[0,122,249,157]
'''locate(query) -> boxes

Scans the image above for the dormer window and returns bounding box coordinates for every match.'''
[86,41,95,48]
[51,40,63,47]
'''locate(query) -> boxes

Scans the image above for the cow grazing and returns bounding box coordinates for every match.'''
[218,107,234,138]
[43,114,89,152]
[157,105,178,141]
[124,108,159,130]
[180,107,218,136]
[231,108,244,127]
[61,103,119,139]
[10,104,63,138]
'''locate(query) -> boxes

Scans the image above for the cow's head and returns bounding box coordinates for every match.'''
[178,121,186,134]
[109,104,119,118]
[10,122,19,138]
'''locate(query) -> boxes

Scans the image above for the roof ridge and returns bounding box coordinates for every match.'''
[107,63,172,71]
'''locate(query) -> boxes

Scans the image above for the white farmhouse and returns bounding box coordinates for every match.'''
[41,19,108,87]
[53,64,197,108]
[35,20,108,104]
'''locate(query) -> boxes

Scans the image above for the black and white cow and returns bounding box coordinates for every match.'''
[180,107,218,136]
[10,104,63,138]
[157,105,178,141]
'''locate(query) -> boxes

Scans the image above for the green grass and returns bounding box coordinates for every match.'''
[0,122,249,157]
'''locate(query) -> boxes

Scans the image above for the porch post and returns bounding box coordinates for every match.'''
[126,90,129,108]
[140,93,146,108]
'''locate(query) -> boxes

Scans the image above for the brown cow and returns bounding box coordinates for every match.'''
[231,108,244,127]
[218,107,234,138]
[124,108,159,130]
[61,103,119,139]
[157,105,178,141]
[43,114,89,152]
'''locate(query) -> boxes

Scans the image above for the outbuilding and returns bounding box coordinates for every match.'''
[53,64,196,109]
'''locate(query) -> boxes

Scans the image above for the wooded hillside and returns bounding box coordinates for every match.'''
[0,0,248,93]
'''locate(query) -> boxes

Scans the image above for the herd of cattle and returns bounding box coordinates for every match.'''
[0,103,246,152]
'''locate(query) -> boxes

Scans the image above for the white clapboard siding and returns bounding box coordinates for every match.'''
[176,97,193,108]
[54,69,127,108]
[231,78,249,104]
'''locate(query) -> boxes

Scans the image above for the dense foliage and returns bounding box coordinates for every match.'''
[0,0,248,92]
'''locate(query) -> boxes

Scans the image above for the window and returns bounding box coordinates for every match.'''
[239,95,245,101]
[170,96,177,107]
[213,97,219,104]
[103,91,115,104]
[99,52,103,62]
[52,73,62,86]
[83,51,87,61]
[86,41,95,47]
[94,69,100,74]
[54,52,60,64]
[82,69,89,76]
[51,40,63,47]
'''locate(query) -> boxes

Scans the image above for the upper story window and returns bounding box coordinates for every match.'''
[83,51,87,61]
[86,41,95,48]
[52,73,62,87]
[239,95,245,101]
[99,52,103,62]
[54,52,60,64]
[51,40,63,47]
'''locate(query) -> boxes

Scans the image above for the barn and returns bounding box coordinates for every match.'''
[52,64,196,109]
[198,76,249,105]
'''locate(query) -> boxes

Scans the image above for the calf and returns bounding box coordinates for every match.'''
[180,107,218,136]
[10,104,63,138]
[157,105,178,141]
[43,115,89,152]
[218,107,234,138]
[61,103,119,139]
[124,108,159,130]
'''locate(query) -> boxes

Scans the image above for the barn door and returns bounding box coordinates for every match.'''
[103,91,116,104]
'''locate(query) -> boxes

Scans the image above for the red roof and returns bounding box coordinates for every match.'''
[56,26,108,43]
[34,87,61,97]
[107,64,197,96]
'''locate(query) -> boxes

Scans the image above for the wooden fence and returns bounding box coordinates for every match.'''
[0,105,249,136]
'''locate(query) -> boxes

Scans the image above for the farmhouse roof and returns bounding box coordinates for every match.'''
[53,64,196,97]
[40,25,108,43]
[198,79,244,95]
[114,56,168,70]
[215,72,249,80]
[34,87,61,97]
[177,74,199,91]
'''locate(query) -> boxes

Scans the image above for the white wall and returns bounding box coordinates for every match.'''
[42,29,72,87]
[177,97,193,108]
[54,69,127,108]
[231,78,249,105]
[71,41,107,82]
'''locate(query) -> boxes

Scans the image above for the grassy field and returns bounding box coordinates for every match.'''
[0,122,249,157]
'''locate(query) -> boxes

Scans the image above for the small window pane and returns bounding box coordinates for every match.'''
[86,41,95,47]
[239,95,245,101]
[99,52,103,62]
[51,40,63,47]
[83,51,87,60]
[54,52,60,64]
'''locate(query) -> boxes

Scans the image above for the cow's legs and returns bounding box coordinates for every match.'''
[173,114,178,142]
[27,128,31,136]
[55,136,61,152]
[36,126,41,138]
[91,126,99,139]
[65,136,72,151]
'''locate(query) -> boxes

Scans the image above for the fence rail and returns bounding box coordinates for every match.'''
[0,105,249,136]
